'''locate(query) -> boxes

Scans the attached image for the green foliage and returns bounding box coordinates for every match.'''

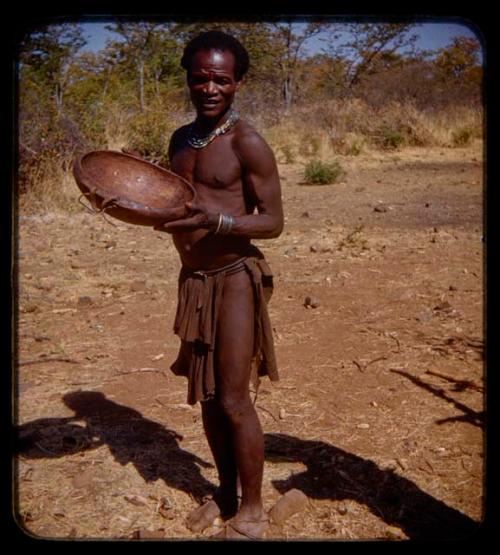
[452,126,474,147]
[303,159,345,185]
[376,124,405,150]
[17,21,484,213]
[126,106,177,167]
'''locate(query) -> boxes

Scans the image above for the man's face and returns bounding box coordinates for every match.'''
[188,49,241,121]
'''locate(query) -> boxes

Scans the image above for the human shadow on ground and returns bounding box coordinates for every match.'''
[390,369,485,428]
[14,390,215,503]
[265,433,480,541]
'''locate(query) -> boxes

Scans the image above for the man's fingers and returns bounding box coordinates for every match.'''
[157,215,202,231]
[185,201,202,213]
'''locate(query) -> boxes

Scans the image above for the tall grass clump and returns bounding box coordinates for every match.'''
[18,152,82,214]
[452,126,474,147]
[303,159,345,185]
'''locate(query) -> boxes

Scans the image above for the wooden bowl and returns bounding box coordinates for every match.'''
[73,150,196,226]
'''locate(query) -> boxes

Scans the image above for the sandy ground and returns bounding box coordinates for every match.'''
[14,144,484,541]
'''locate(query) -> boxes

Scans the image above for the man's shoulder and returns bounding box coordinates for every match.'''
[232,119,271,154]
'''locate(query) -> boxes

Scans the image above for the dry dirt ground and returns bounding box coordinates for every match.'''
[14,144,485,541]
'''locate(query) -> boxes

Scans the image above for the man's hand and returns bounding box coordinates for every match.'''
[153,202,217,234]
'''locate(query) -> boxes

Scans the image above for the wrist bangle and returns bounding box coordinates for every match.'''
[214,213,234,235]
[214,213,223,234]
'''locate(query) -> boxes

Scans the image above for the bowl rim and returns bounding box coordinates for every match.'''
[73,150,196,218]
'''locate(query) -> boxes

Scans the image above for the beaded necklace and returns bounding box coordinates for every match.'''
[187,109,239,149]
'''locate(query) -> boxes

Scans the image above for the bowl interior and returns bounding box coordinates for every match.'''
[79,152,192,209]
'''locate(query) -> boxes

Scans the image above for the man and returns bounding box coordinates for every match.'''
[154,31,284,539]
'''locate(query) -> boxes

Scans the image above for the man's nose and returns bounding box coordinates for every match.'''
[203,80,217,95]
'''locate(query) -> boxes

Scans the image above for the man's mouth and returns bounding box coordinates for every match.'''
[201,100,219,107]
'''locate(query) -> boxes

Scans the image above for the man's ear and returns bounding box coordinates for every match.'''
[235,77,244,91]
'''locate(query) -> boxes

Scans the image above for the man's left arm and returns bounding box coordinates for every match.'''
[228,130,284,239]
[155,131,284,238]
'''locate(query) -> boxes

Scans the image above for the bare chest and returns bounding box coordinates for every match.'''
[171,135,242,191]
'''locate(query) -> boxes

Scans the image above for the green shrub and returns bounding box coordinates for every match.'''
[127,108,177,167]
[377,125,405,150]
[303,159,345,185]
[345,139,363,156]
[452,126,473,147]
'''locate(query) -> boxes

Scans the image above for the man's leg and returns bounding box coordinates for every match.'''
[214,268,266,527]
[200,399,239,516]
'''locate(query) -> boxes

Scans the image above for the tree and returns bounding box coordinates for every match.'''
[334,23,420,91]
[268,21,328,112]
[435,36,481,80]
[105,22,178,111]
[19,23,87,115]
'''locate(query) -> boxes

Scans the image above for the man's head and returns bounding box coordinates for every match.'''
[181,30,250,81]
[181,31,249,122]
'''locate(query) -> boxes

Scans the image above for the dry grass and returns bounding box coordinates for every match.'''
[18,100,483,216]
[18,155,83,215]
[261,100,483,166]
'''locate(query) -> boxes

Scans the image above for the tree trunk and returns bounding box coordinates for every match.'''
[138,59,145,111]
[55,83,63,116]
[283,74,292,113]
[154,70,161,99]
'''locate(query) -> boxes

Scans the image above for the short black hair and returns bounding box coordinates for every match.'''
[181,30,250,81]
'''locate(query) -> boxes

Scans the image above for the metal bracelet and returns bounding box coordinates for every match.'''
[214,213,223,234]
[218,214,234,235]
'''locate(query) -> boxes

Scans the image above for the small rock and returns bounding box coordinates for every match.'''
[357,423,370,429]
[269,489,309,525]
[309,245,318,253]
[374,204,388,213]
[124,494,149,507]
[158,497,176,520]
[301,211,310,218]
[434,300,452,312]
[449,285,458,291]
[22,303,39,314]
[77,296,93,307]
[279,408,286,419]
[336,503,348,516]
[304,296,320,309]
[104,240,117,250]
[152,353,164,361]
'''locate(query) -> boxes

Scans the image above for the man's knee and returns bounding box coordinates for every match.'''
[218,391,252,422]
